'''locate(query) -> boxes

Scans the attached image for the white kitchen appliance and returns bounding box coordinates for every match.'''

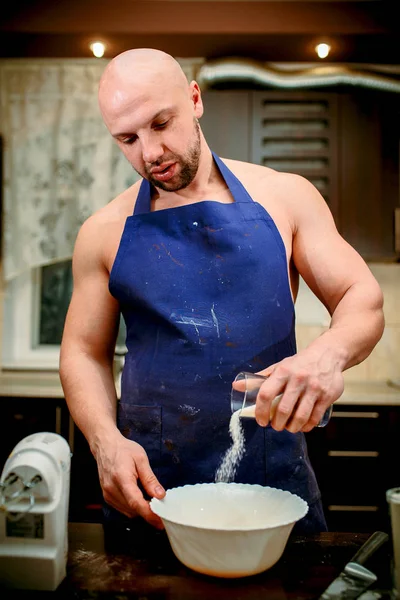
[0,432,71,590]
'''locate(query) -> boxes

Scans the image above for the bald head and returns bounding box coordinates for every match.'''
[98,48,190,121]
[97,48,205,192]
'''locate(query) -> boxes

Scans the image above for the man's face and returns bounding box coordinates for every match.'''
[140,117,201,192]
[104,81,202,192]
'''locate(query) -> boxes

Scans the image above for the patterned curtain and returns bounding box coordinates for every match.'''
[0,59,139,281]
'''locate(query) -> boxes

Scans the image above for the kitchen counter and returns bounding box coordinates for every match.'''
[1,370,400,406]
[1,521,394,599]
[0,370,65,398]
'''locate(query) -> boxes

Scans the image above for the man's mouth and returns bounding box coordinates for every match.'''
[150,162,177,182]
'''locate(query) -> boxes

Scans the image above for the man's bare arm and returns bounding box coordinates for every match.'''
[255,174,384,432]
[59,215,165,526]
[60,217,121,448]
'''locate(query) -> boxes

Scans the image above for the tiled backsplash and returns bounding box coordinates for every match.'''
[295,264,400,383]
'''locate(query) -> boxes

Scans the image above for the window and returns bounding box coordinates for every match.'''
[39,260,73,346]
[2,261,126,369]
[2,267,61,369]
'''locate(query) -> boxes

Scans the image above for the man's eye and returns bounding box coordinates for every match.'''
[123,136,137,145]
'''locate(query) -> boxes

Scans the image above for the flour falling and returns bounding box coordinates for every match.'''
[215,405,256,483]
[214,393,285,483]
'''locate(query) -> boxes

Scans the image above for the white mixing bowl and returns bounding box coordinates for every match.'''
[150,482,308,578]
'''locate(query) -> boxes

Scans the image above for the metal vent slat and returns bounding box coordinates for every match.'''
[252,91,339,212]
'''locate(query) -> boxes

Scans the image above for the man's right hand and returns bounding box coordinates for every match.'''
[93,433,166,529]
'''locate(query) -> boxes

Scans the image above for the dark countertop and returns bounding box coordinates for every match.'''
[1,521,394,599]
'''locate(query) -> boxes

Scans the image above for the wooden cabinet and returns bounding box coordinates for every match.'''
[306,404,400,533]
[0,397,69,464]
[337,90,400,261]
[201,88,400,261]
[0,396,103,523]
[68,424,103,522]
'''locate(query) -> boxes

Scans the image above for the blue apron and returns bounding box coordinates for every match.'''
[107,152,327,534]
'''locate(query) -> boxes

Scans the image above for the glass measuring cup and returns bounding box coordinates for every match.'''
[231,371,333,427]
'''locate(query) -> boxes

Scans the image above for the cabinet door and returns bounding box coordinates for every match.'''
[68,425,103,522]
[251,90,339,221]
[200,90,251,162]
[0,397,103,523]
[306,405,394,533]
[0,397,68,472]
[338,90,399,261]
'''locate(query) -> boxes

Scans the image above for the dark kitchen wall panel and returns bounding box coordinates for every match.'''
[200,90,251,162]
[337,90,400,261]
[251,91,339,220]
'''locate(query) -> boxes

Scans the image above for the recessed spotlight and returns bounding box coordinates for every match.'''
[315,43,331,59]
[90,41,106,58]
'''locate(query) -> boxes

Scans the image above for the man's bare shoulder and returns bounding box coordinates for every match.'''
[221,157,306,190]
[221,157,327,213]
[85,179,142,229]
[73,180,142,268]
[220,157,273,180]
[219,157,335,262]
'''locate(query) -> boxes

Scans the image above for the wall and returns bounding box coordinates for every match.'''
[295,263,400,384]
[0,264,3,365]
[0,260,397,384]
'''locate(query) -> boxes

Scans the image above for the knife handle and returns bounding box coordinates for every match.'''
[351,531,389,565]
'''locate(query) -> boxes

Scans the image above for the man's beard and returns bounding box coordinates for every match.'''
[140,119,201,192]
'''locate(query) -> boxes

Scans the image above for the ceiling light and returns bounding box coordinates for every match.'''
[90,41,106,58]
[315,43,331,59]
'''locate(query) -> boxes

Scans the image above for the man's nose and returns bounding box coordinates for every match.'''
[141,135,163,165]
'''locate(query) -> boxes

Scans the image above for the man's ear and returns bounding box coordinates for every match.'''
[189,80,204,119]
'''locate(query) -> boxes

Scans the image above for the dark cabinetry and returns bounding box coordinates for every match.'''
[337,91,400,260]
[1,397,398,532]
[68,424,103,522]
[307,404,400,533]
[0,396,103,523]
[201,88,400,261]
[0,397,69,462]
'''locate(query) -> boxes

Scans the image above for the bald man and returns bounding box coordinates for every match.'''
[60,48,384,533]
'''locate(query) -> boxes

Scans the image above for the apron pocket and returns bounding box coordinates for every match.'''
[117,403,162,464]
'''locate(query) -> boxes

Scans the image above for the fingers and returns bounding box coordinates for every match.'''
[253,355,341,432]
[135,453,166,500]
[255,376,286,427]
[256,364,277,378]
[105,490,139,520]
[255,378,328,433]
[100,442,166,530]
[104,480,165,529]
[102,478,139,519]
[120,452,166,529]
[269,380,307,431]
[232,378,246,392]
[119,480,165,530]
[280,389,320,433]
[301,400,331,433]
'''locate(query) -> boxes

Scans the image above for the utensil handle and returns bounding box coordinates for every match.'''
[351,531,389,565]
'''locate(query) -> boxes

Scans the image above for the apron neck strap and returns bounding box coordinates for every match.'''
[211,152,254,205]
[133,178,152,215]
